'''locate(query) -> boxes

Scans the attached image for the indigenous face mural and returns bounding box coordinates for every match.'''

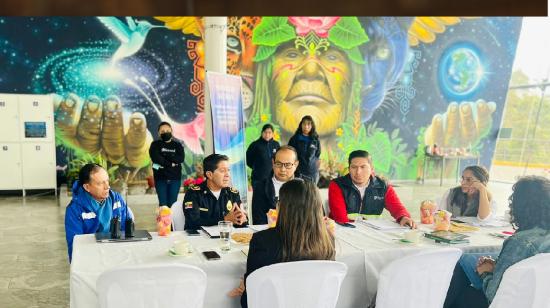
[0,17,523,186]
[232,17,521,179]
[0,17,206,190]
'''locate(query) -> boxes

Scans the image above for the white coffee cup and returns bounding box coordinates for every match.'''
[404,230,422,244]
[174,240,191,255]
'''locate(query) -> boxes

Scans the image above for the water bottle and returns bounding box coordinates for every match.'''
[110,217,121,239]
[125,218,135,238]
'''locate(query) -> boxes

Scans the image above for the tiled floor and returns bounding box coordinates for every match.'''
[0,180,513,307]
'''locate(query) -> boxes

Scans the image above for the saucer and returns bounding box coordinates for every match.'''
[168,247,192,257]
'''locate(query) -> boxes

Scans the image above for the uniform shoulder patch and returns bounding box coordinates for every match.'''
[230,187,239,194]
[190,185,201,191]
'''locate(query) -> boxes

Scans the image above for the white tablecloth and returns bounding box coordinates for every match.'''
[70,224,506,308]
[70,230,367,308]
[336,222,506,305]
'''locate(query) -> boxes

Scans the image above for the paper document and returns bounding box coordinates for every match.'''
[360,219,410,231]
[454,216,511,227]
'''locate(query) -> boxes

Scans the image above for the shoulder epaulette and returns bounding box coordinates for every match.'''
[190,185,201,191]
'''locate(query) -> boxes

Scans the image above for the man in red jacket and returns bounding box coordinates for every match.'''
[328,150,416,228]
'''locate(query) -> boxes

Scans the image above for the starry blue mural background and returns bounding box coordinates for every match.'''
[0,17,203,179]
[0,16,199,125]
[372,17,522,171]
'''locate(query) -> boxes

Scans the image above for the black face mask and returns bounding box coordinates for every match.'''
[160,132,172,142]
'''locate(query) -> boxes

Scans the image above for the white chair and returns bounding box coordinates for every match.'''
[96,264,206,308]
[376,248,462,308]
[171,200,185,231]
[490,253,550,308]
[246,260,348,308]
[323,199,331,217]
[127,206,134,220]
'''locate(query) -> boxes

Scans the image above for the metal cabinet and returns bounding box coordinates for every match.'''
[0,94,56,194]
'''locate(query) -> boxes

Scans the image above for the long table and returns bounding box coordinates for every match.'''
[70,229,368,308]
[70,223,506,308]
[337,222,505,304]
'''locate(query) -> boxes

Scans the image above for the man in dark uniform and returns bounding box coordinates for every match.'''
[183,153,248,230]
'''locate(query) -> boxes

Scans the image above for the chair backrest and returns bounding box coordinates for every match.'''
[171,200,185,231]
[97,264,206,308]
[489,253,550,308]
[323,199,330,217]
[127,206,134,220]
[376,248,462,308]
[247,260,348,308]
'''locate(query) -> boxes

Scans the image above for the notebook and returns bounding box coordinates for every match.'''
[95,230,152,243]
[201,225,222,238]
[424,231,469,244]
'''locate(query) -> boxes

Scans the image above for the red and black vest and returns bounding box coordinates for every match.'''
[333,175,388,215]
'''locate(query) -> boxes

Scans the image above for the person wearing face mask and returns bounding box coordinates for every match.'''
[149,121,185,208]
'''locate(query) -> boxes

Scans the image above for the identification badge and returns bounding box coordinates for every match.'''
[113,201,121,210]
[226,200,233,211]
[82,212,96,219]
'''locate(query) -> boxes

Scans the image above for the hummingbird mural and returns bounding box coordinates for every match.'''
[97,17,165,64]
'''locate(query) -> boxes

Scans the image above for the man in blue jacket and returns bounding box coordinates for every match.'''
[64,163,131,262]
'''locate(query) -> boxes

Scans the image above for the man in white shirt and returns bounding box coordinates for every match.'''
[251,145,299,224]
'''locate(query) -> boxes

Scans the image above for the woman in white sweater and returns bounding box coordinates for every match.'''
[438,165,496,221]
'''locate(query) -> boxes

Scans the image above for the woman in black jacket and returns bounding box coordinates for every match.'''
[230,179,335,307]
[148,121,184,207]
[288,115,321,184]
[246,124,280,185]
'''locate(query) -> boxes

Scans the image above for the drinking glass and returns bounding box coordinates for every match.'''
[218,221,232,252]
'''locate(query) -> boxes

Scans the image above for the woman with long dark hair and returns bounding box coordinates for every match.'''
[288,115,321,184]
[438,165,496,220]
[234,179,335,307]
[444,176,550,308]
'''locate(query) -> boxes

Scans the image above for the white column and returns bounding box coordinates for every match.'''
[203,17,227,155]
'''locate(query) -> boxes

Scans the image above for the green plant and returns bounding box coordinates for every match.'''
[66,153,120,187]
[335,117,410,178]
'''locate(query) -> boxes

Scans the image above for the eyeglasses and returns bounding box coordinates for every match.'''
[274,161,295,169]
